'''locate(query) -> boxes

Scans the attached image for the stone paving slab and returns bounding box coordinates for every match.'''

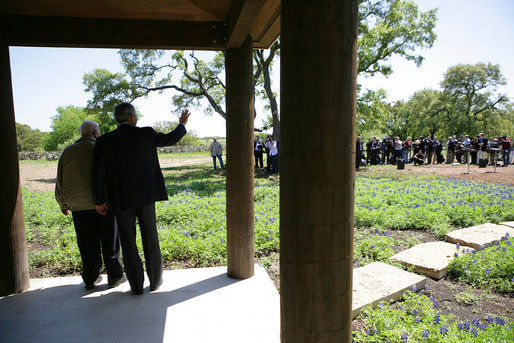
[352,262,426,319]
[499,221,514,228]
[390,242,472,279]
[0,265,280,343]
[446,223,514,250]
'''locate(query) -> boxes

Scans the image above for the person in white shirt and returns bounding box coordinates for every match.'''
[209,137,224,170]
[462,134,471,164]
[393,137,402,164]
[265,135,279,173]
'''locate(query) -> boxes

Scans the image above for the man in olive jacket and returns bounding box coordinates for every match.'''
[93,103,190,295]
[55,120,125,289]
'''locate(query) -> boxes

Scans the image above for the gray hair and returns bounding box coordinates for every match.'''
[80,120,99,138]
[114,102,136,124]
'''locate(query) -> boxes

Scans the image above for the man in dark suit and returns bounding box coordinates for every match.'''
[93,103,190,295]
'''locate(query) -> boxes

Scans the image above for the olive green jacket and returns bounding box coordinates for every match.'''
[55,138,97,211]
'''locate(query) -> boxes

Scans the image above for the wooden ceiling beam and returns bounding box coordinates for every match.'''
[226,0,267,49]
[0,15,227,50]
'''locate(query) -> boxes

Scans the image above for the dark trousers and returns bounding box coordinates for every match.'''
[72,209,123,285]
[270,154,279,173]
[356,151,362,170]
[426,150,433,164]
[212,154,224,169]
[471,151,478,165]
[254,151,263,168]
[115,203,162,294]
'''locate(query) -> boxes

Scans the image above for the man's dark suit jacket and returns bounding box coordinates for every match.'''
[93,123,186,212]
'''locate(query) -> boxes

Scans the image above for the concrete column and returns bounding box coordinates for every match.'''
[225,35,255,279]
[280,1,359,342]
[0,42,30,295]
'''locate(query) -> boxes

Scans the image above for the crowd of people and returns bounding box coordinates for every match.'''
[356,133,512,168]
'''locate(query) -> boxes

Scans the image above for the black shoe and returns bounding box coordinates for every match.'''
[131,289,143,295]
[85,275,103,289]
[150,280,163,291]
[108,275,127,289]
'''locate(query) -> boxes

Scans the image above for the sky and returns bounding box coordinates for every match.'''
[9,0,514,137]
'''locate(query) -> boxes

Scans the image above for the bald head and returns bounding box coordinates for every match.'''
[80,120,100,138]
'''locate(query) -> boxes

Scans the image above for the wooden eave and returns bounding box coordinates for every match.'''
[0,0,280,50]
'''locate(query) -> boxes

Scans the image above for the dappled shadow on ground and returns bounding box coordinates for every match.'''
[162,165,280,197]
[30,178,57,184]
[162,165,226,197]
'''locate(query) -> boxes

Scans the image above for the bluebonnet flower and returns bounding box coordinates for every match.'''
[400,333,408,342]
[485,316,494,324]
[454,252,459,258]
[434,313,441,324]
[495,317,506,326]
[440,325,448,336]
[471,328,478,337]
[422,329,429,338]
[411,309,418,316]
[411,285,417,292]
[457,322,470,331]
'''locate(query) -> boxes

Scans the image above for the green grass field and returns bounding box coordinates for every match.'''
[22,155,514,341]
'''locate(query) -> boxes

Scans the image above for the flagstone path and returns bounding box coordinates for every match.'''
[352,221,513,316]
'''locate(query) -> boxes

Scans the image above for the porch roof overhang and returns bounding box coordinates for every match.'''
[0,0,280,50]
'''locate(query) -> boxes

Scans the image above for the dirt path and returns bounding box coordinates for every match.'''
[358,162,514,186]
[19,155,212,192]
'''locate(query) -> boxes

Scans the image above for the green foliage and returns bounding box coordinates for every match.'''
[357,88,390,135]
[152,120,201,146]
[22,190,80,273]
[43,106,93,151]
[358,0,438,76]
[440,62,510,137]
[448,236,514,293]
[401,89,447,138]
[353,290,514,342]
[16,123,47,152]
[83,68,143,133]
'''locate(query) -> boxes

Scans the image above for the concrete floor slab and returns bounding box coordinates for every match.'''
[499,221,514,228]
[352,262,426,319]
[390,242,472,279]
[446,223,514,250]
[0,265,279,343]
